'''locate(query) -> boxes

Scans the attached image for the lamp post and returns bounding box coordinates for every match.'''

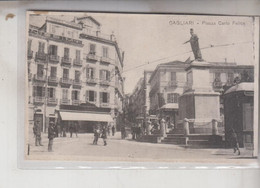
[43,39,49,133]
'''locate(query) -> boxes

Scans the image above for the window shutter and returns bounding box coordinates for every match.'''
[53,88,56,98]
[107,71,110,81]
[93,68,95,79]
[42,43,45,53]
[94,91,97,102]
[72,91,75,100]
[86,68,89,78]
[47,88,50,98]
[100,92,103,103]
[86,90,89,101]
[100,70,102,80]
[107,93,110,103]
[33,86,36,97]
[42,87,45,97]
[77,91,80,100]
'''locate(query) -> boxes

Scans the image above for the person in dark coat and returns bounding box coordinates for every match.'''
[69,122,74,138]
[48,121,56,152]
[33,119,43,146]
[101,126,108,146]
[112,125,115,136]
[230,128,240,155]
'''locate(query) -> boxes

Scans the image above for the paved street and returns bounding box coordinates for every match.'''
[26,132,256,164]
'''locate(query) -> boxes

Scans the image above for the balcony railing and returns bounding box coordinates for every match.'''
[168,81,178,87]
[72,100,81,106]
[47,98,58,105]
[49,55,60,63]
[100,80,110,86]
[61,57,72,66]
[48,76,58,84]
[33,96,45,104]
[73,59,83,66]
[27,50,33,59]
[60,78,73,86]
[86,53,98,61]
[73,79,82,88]
[34,74,46,82]
[100,56,113,64]
[60,99,70,105]
[86,78,97,84]
[100,103,110,108]
[35,52,47,61]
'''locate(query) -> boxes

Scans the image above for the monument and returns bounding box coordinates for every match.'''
[179,29,220,134]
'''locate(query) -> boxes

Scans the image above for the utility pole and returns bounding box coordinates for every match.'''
[43,38,49,133]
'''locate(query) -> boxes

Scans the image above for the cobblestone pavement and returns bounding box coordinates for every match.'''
[26,132,256,163]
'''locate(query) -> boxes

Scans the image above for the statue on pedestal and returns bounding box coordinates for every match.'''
[183,28,203,61]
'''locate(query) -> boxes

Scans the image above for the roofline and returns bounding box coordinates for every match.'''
[77,16,101,26]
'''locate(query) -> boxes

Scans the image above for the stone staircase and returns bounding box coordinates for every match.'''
[162,133,224,148]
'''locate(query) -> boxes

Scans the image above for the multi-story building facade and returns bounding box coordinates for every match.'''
[149,61,188,125]
[27,16,124,132]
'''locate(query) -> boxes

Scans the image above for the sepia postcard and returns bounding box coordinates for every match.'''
[24,11,259,164]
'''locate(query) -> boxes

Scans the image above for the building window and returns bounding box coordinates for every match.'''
[37,64,44,76]
[27,39,32,53]
[33,86,45,97]
[63,69,69,79]
[38,42,45,53]
[64,47,70,58]
[170,72,176,81]
[62,89,68,99]
[86,67,95,79]
[72,90,80,100]
[227,73,234,82]
[100,92,109,103]
[102,47,108,58]
[89,44,96,55]
[86,90,97,102]
[167,93,179,103]
[99,70,110,81]
[50,67,57,77]
[49,45,58,55]
[76,50,81,61]
[75,70,80,82]
[47,88,55,98]
[214,72,221,82]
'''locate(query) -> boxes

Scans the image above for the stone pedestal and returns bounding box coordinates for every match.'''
[179,60,220,134]
[160,119,166,137]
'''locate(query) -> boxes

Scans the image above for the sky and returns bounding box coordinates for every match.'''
[29,12,257,94]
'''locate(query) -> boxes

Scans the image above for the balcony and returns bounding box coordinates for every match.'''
[49,55,60,63]
[33,96,45,104]
[61,57,72,67]
[60,78,72,87]
[73,59,83,67]
[100,57,113,64]
[60,99,70,105]
[168,81,178,87]
[72,100,81,106]
[48,76,58,85]
[35,52,47,61]
[86,53,98,62]
[73,79,82,88]
[100,80,110,86]
[86,78,97,84]
[27,50,33,59]
[34,74,46,82]
[47,98,58,105]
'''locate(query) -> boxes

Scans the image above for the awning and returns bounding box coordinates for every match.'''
[59,111,113,122]
[160,103,179,110]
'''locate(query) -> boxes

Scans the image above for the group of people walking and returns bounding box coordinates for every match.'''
[93,124,116,146]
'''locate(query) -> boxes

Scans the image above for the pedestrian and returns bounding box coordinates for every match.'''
[112,125,115,136]
[33,119,43,146]
[93,125,100,145]
[121,126,126,139]
[74,121,79,137]
[101,126,108,146]
[48,121,56,152]
[230,128,240,155]
[69,122,74,138]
